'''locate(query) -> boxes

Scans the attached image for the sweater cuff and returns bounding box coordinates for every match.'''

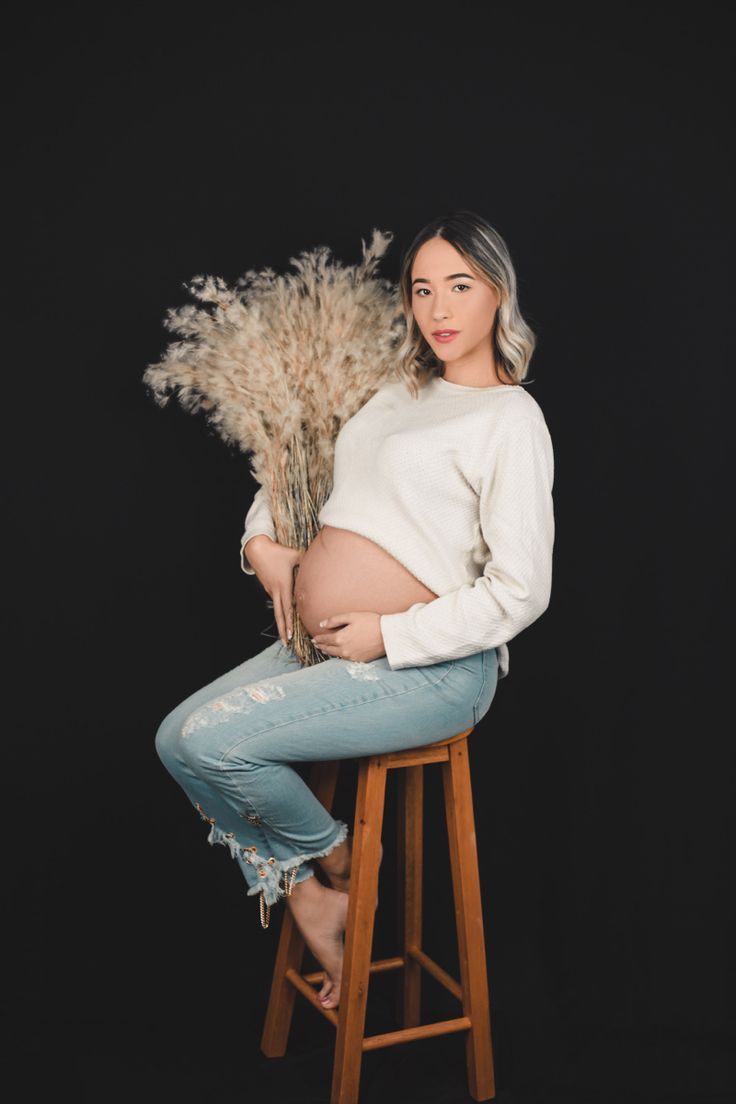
[379,606,432,670]
[240,531,274,575]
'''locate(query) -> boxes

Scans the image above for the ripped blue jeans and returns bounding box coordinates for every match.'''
[155,639,499,926]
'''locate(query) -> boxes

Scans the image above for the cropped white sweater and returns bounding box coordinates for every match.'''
[239,374,555,679]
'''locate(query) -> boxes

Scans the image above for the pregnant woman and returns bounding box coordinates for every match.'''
[155,209,555,1010]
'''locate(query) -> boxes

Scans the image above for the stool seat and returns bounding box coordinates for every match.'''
[260,726,496,1103]
[428,727,474,748]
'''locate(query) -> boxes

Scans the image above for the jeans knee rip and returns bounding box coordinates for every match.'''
[181,681,286,738]
[346,661,381,682]
[193,801,350,910]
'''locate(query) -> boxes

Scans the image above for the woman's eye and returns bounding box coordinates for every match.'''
[414,283,470,297]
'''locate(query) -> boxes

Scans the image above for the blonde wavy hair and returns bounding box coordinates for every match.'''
[394,209,537,398]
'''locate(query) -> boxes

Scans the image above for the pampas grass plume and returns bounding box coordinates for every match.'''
[143,229,404,664]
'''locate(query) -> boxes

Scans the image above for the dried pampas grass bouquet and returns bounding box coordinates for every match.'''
[142,229,404,666]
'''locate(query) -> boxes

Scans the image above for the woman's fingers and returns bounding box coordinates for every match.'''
[273,592,287,646]
[274,583,295,646]
[284,583,294,640]
[253,553,300,646]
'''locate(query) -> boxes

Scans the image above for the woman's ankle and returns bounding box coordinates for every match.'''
[319,835,384,898]
[316,834,352,881]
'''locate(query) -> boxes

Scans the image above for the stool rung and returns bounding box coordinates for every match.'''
[294,949,461,1002]
[407,945,462,1001]
[300,955,404,985]
[362,1016,472,1052]
[284,967,339,1025]
[285,958,406,1026]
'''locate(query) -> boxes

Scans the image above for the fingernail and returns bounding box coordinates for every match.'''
[287,629,292,640]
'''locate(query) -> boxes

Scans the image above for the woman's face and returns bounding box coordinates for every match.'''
[410,236,500,364]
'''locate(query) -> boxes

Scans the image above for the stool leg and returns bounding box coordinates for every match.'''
[261,759,340,1058]
[442,739,496,1102]
[331,755,387,1104]
[396,764,423,1028]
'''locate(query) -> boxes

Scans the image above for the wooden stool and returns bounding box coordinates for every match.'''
[260,727,496,1104]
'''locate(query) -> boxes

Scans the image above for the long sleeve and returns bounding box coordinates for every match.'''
[239,485,276,574]
[378,414,555,669]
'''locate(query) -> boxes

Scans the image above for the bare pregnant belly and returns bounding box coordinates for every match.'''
[295,525,438,638]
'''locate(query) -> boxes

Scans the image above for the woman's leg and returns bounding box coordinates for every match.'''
[182,643,494,801]
[173,647,496,897]
[154,640,346,914]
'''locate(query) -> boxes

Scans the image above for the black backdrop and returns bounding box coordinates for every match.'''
[7,7,734,1103]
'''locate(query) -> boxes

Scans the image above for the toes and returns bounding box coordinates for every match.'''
[317,968,343,1008]
[318,977,334,1002]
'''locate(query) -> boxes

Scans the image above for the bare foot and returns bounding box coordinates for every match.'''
[286,874,349,1009]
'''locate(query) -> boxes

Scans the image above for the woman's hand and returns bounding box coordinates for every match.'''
[311,612,386,663]
[245,535,304,646]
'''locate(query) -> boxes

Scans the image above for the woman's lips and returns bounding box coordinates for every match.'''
[432,331,459,343]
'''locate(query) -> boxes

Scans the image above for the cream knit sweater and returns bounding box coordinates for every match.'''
[239,374,555,679]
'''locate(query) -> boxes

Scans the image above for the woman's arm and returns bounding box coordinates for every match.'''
[240,485,277,574]
[378,414,555,669]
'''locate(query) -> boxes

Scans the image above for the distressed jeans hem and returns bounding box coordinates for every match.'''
[210,818,350,908]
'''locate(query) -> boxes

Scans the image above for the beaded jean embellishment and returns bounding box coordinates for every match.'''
[194,802,297,928]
